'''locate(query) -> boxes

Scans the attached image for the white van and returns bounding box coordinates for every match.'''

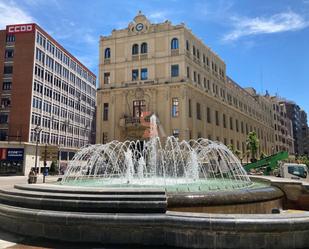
[279,163,309,181]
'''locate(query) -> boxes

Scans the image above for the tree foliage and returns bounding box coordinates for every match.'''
[297,156,309,167]
[246,131,259,162]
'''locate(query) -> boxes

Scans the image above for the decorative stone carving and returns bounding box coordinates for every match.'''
[128,11,151,34]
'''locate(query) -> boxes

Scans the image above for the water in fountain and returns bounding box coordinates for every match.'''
[124,149,134,183]
[185,151,199,181]
[61,115,252,192]
[137,157,145,179]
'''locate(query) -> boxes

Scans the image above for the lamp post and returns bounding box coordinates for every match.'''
[34,125,42,174]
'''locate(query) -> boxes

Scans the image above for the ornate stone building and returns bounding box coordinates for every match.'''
[97,12,276,157]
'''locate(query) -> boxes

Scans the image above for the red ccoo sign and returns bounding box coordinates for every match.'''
[0,148,7,160]
[6,24,35,34]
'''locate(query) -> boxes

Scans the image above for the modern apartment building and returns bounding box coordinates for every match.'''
[280,101,308,156]
[265,97,294,154]
[0,23,96,175]
[97,12,276,158]
[300,110,309,156]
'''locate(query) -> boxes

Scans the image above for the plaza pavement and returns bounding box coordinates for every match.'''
[0,175,60,249]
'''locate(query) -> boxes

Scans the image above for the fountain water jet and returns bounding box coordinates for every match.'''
[124,149,134,183]
[61,130,251,192]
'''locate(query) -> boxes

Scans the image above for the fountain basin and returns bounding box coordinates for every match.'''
[61,177,253,192]
[0,179,283,215]
[1,180,308,249]
[1,135,306,248]
[168,184,283,214]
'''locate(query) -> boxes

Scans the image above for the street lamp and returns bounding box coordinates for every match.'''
[34,125,42,174]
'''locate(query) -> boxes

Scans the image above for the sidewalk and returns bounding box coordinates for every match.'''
[0,175,61,189]
[0,176,57,248]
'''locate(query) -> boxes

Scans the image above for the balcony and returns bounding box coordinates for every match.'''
[121,116,141,126]
[120,112,153,127]
[140,54,148,60]
[0,104,11,110]
[4,57,14,63]
[119,114,153,140]
[132,55,139,61]
[0,123,9,129]
[171,49,179,56]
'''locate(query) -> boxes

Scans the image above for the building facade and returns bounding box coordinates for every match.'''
[283,101,303,155]
[97,12,276,159]
[300,110,309,156]
[0,23,96,175]
[266,97,294,154]
[281,101,308,156]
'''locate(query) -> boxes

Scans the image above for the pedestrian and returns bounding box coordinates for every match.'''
[28,169,35,184]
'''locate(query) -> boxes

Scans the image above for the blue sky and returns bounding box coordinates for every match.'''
[1,0,308,117]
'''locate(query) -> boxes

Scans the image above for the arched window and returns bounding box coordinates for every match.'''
[171,38,179,49]
[141,42,148,54]
[193,45,196,56]
[186,40,189,51]
[104,48,111,59]
[132,44,139,55]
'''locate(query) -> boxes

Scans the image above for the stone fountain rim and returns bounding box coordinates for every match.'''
[11,182,284,207]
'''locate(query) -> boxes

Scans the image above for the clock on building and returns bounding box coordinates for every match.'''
[136,23,144,31]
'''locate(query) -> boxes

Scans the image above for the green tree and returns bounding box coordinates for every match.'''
[297,156,309,167]
[246,131,259,162]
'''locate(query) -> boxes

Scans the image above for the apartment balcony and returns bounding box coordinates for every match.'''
[5,42,15,47]
[3,73,13,79]
[171,49,179,56]
[120,113,153,127]
[4,57,14,63]
[0,123,9,129]
[132,55,139,61]
[130,54,149,61]
[119,114,153,140]
[140,54,148,60]
[0,104,11,111]
[104,58,110,64]
[120,116,141,127]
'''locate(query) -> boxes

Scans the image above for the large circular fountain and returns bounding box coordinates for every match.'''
[1,116,309,248]
[61,137,252,192]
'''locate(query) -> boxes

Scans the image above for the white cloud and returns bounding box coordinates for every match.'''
[223,11,309,41]
[23,0,61,9]
[148,11,168,22]
[84,33,97,45]
[0,0,35,29]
